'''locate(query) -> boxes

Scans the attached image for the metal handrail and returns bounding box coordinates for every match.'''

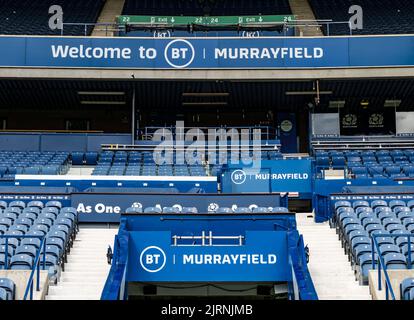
[371,233,414,300]
[60,20,353,37]
[0,234,46,300]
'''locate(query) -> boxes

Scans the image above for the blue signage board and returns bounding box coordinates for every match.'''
[72,193,284,222]
[0,35,413,69]
[221,159,313,195]
[127,230,290,282]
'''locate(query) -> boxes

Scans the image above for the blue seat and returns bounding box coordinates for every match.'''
[85,152,98,165]
[358,253,378,280]
[383,217,402,229]
[15,245,37,258]
[401,278,414,300]
[9,201,25,210]
[365,224,384,235]
[27,201,44,209]
[30,224,49,235]
[71,152,84,165]
[45,201,62,210]
[384,253,407,269]
[362,217,381,228]
[352,201,369,209]
[0,287,7,300]
[371,200,388,209]
[389,200,406,210]
[9,254,33,270]
[379,244,400,256]
[0,278,15,300]
[351,236,371,251]
[368,166,385,177]
[20,238,41,250]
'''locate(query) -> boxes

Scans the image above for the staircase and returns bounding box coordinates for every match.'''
[91,0,125,37]
[288,0,324,36]
[46,225,119,300]
[296,213,371,300]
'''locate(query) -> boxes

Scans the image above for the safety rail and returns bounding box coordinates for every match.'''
[143,125,279,141]
[0,234,46,300]
[312,135,414,152]
[371,233,413,300]
[172,231,244,246]
[60,20,352,37]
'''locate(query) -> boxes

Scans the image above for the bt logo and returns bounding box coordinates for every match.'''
[231,169,247,185]
[139,246,166,273]
[164,39,195,68]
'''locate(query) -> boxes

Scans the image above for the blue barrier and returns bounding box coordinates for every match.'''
[101,212,317,300]
[1,35,414,69]
[72,192,285,223]
[221,159,313,198]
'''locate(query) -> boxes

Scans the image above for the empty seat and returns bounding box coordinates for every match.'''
[9,254,33,270]
[0,278,15,300]
[384,253,407,270]
[401,278,414,300]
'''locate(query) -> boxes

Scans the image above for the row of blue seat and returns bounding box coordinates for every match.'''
[73,150,283,166]
[333,200,414,285]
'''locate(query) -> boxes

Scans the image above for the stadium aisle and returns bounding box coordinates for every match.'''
[46,225,119,300]
[296,213,372,300]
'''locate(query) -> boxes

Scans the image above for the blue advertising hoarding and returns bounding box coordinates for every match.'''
[0,35,413,69]
[221,159,313,196]
[72,192,284,222]
[127,230,290,282]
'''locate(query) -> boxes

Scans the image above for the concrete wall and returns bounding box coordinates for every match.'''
[0,270,48,300]
[369,269,414,300]
[0,132,131,151]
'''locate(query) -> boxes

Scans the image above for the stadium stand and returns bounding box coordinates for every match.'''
[0,151,70,177]
[0,0,105,35]
[309,0,414,35]
[122,0,292,16]
[0,200,78,276]
[313,147,414,180]
[332,199,414,286]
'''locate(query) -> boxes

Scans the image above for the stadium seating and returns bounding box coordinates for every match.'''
[122,0,292,16]
[0,0,105,36]
[0,151,69,176]
[309,0,414,35]
[333,199,414,285]
[315,149,414,179]
[0,200,78,278]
